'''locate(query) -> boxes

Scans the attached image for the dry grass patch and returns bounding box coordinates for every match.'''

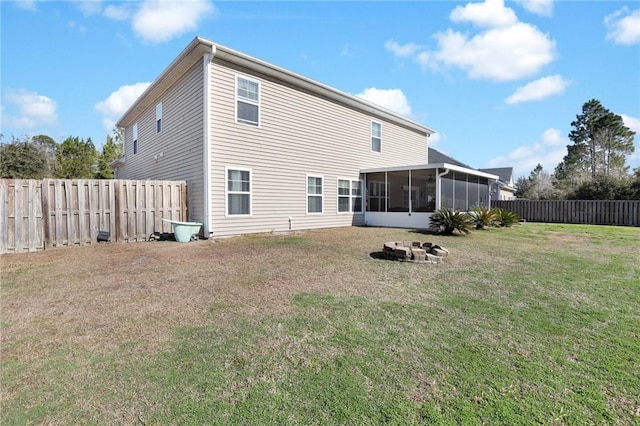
[2,224,639,424]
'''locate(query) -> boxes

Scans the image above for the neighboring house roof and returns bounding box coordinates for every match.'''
[479,167,514,185]
[117,36,436,137]
[428,147,473,169]
[480,167,516,194]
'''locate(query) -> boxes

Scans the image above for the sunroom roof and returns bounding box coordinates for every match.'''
[360,163,499,180]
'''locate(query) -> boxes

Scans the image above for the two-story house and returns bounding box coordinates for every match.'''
[113,37,497,238]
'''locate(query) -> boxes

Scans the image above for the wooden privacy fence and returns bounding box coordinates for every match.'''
[1,179,187,254]
[492,199,640,227]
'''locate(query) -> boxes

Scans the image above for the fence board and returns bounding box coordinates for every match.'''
[492,200,640,227]
[1,179,186,254]
[1,180,8,253]
[0,180,45,253]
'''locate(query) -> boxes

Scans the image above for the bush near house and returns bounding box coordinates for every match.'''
[430,207,520,235]
[429,208,473,235]
[469,205,499,230]
[493,208,521,227]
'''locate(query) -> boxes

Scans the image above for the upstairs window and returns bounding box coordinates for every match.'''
[156,103,162,133]
[236,76,260,126]
[307,175,323,214]
[227,168,251,216]
[133,123,138,155]
[371,121,381,152]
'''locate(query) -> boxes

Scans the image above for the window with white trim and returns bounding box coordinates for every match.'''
[236,76,260,126]
[307,175,323,214]
[371,121,381,152]
[227,168,251,215]
[338,179,363,213]
[156,103,162,133]
[132,123,138,155]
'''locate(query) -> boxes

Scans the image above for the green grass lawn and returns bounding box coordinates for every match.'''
[2,223,639,424]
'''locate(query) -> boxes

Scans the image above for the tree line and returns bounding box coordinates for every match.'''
[515,99,639,200]
[0,131,122,180]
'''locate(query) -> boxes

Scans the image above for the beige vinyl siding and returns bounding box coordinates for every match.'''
[117,61,206,223]
[209,59,427,237]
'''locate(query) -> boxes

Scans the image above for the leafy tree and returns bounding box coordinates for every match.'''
[0,134,48,179]
[56,136,98,179]
[556,99,635,184]
[515,164,562,199]
[514,176,533,199]
[95,131,123,179]
[630,168,640,200]
[31,134,60,177]
[569,175,634,200]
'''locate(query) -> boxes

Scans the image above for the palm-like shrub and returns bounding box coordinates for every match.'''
[469,205,498,229]
[493,208,520,227]
[430,208,473,235]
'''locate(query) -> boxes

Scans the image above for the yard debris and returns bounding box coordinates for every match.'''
[97,231,111,243]
[382,241,450,263]
[149,232,176,242]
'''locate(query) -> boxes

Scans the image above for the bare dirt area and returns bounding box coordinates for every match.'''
[1,227,463,358]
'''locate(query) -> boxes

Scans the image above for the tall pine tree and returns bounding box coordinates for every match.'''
[555,99,635,184]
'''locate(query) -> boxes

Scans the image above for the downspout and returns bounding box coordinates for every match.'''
[435,168,450,210]
[203,45,216,238]
[489,178,499,206]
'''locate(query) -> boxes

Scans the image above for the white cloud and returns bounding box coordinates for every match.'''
[356,88,412,117]
[95,82,151,131]
[621,114,640,168]
[104,4,131,21]
[384,40,423,57]
[450,0,518,29]
[14,0,37,11]
[505,75,570,104]
[341,44,354,57]
[67,20,88,36]
[390,0,556,82]
[605,7,640,46]
[485,128,567,178]
[75,1,104,16]
[132,0,216,43]
[1,89,59,130]
[620,114,640,134]
[419,23,556,81]
[515,0,554,17]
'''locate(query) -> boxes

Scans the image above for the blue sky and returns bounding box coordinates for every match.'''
[2,0,639,179]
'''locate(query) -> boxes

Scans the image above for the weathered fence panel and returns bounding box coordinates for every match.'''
[492,200,640,227]
[0,180,45,254]
[1,179,187,254]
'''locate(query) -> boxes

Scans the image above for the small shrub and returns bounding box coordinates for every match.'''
[469,205,498,229]
[430,208,473,235]
[493,208,520,227]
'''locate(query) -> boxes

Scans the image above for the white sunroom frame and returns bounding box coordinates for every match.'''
[360,163,499,229]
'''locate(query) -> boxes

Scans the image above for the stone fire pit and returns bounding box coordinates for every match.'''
[382,241,450,264]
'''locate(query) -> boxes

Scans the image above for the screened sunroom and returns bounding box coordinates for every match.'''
[361,164,498,229]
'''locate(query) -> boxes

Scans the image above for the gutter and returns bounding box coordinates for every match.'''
[436,168,450,211]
